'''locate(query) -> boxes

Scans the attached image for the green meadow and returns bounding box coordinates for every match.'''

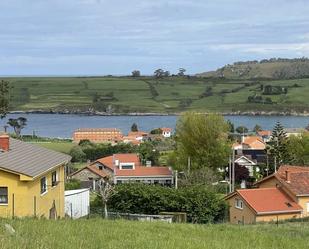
[3,76,309,113]
[0,218,309,249]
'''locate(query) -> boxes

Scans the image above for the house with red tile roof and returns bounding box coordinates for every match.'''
[226,165,309,224]
[122,131,148,145]
[233,136,266,150]
[70,153,173,189]
[225,187,302,224]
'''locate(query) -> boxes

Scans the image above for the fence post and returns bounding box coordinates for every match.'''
[12,193,15,219]
[70,203,73,219]
[87,206,90,219]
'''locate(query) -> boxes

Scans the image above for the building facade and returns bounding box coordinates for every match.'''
[73,128,123,144]
[0,134,71,218]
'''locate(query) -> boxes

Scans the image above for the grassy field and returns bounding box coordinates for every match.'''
[32,142,75,154]
[0,218,309,249]
[2,76,309,113]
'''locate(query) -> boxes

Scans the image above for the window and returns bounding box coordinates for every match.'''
[120,164,134,170]
[52,171,58,187]
[40,177,47,194]
[0,187,8,204]
[235,199,243,209]
[98,166,103,170]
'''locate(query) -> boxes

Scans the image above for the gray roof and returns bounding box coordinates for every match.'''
[0,138,71,178]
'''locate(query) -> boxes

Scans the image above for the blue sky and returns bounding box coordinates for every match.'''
[1,0,309,76]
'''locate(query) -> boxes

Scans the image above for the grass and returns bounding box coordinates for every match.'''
[33,142,75,154]
[1,218,309,248]
[3,76,309,114]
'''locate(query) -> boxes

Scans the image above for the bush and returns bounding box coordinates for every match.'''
[65,179,81,190]
[108,183,227,224]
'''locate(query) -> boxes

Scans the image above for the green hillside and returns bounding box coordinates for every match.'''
[198,58,309,79]
[2,69,309,115]
[1,218,309,249]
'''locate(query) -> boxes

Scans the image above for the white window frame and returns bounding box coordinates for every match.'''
[235,198,243,209]
[40,177,48,195]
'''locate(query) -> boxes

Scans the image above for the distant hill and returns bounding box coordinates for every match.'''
[198,58,309,79]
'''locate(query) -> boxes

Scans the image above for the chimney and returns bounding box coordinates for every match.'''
[0,134,10,152]
[286,170,291,183]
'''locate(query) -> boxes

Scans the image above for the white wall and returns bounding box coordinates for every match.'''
[65,188,90,219]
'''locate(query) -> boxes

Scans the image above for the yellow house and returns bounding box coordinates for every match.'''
[225,187,302,224]
[0,134,71,218]
[226,165,309,224]
[254,165,309,217]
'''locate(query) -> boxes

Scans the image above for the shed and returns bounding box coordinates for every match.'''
[65,188,90,219]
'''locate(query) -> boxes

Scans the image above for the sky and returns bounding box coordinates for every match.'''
[1,0,309,76]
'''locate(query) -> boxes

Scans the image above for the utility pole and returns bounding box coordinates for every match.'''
[229,155,232,193]
[232,149,235,192]
[175,170,178,189]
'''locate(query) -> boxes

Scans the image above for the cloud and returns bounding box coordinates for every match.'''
[1,0,309,75]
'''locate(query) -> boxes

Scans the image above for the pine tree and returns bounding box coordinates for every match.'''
[270,121,289,170]
[131,123,138,132]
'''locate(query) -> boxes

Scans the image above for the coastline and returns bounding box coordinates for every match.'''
[9,110,309,117]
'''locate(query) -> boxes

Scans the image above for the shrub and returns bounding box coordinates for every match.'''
[65,179,81,190]
[108,183,227,224]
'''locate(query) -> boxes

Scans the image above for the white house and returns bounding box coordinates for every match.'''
[161,128,172,138]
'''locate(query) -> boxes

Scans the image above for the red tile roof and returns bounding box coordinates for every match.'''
[70,165,109,178]
[127,131,148,137]
[236,188,302,214]
[243,136,266,149]
[257,130,271,136]
[94,154,141,170]
[275,165,309,196]
[115,166,172,177]
[86,165,109,178]
[161,127,172,132]
[91,153,172,177]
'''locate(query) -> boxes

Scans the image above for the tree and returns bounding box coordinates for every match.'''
[287,133,309,165]
[131,70,141,77]
[7,117,27,137]
[98,178,116,218]
[253,124,262,133]
[226,120,235,133]
[138,141,160,165]
[236,126,248,134]
[131,123,138,132]
[69,146,86,162]
[150,128,162,135]
[174,112,230,171]
[154,69,164,79]
[234,164,250,183]
[163,71,170,77]
[0,80,10,119]
[178,68,186,76]
[270,121,289,169]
